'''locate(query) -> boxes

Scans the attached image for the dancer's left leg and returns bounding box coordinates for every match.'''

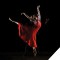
[33,47,37,56]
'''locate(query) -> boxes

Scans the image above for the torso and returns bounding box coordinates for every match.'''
[20,20,41,40]
[18,20,41,47]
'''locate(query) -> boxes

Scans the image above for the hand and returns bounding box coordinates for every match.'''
[37,5,40,9]
[9,18,12,21]
[21,13,25,15]
[37,5,40,8]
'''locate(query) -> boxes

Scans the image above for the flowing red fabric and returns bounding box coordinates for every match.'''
[18,20,41,48]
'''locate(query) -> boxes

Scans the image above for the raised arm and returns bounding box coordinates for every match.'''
[9,18,18,24]
[37,5,41,21]
[9,18,21,36]
[21,13,31,20]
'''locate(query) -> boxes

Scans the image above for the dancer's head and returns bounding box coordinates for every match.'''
[33,15,37,20]
[30,15,38,21]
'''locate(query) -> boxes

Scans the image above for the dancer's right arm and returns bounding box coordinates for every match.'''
[9,18,18,24]
[9,18,21,36]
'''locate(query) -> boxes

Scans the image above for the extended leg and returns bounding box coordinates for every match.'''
[33,47,37,56]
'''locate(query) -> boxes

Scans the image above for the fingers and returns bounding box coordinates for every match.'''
[38,5,40,7]
[37,5,40,9]
[21,12,25,15]
[9,18,12,21]
[9,18,14,23]
[9,18,11,20]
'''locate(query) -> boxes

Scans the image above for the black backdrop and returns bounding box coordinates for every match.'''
[0,0,59,54]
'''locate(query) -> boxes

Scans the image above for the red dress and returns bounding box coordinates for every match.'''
[18,20,41,48]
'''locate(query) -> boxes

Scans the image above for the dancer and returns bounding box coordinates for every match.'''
[9,5,41,56]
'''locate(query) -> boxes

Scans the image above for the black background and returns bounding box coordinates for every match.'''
[0,0,59,55]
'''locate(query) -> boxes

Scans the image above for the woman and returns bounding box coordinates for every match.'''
[9,5,41,56]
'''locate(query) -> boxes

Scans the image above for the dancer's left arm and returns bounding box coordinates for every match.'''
[37,5,41,21]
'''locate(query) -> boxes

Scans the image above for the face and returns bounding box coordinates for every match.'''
[30,15,38,22]
[32,15,37,20]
